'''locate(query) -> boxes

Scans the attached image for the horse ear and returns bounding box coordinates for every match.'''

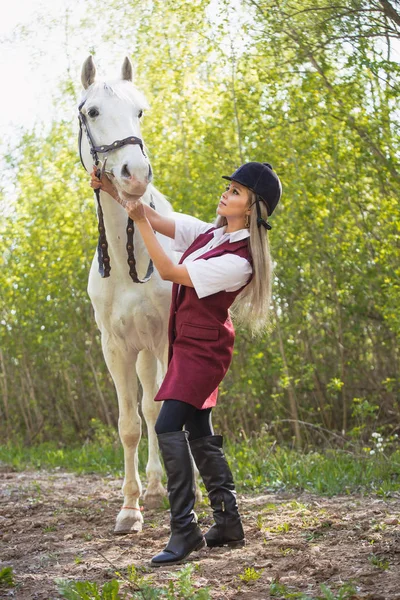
[81,56,96,89]
[121,56,133,82]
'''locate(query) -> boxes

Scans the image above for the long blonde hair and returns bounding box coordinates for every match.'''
[215,190,273,334]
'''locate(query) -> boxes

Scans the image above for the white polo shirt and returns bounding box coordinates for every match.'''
[173,214,252,299]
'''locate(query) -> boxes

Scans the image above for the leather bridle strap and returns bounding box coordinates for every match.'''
[78,99,154,284]
[126,197,156,283]
[92,136,145,156]
[94,187,111,278]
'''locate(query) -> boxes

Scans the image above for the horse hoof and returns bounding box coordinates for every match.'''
[144,493,165,509]
[114,518,134,535]
[114,511,143,535]
[113,521,142,535]
[113,527,131,536]
[131,521,143,533]
[144,483,167,509]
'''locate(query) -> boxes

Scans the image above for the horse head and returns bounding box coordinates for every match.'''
[79,55,151,197]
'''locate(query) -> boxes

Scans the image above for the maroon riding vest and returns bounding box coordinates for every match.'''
[154,228,252,409]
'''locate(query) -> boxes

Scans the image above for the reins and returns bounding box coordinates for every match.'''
[78,99,154,284]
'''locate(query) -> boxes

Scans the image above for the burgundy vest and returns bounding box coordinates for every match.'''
[154,228,252,409]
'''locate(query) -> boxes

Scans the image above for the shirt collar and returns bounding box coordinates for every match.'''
[213,226,250,243]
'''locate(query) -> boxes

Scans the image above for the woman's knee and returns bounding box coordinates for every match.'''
[154,417,182,435]
[186,408,213,440]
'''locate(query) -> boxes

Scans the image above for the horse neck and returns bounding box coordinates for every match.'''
[97,185,172,277]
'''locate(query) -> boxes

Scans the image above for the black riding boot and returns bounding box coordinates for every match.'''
[189,435,245,548]
[151,431,205,566]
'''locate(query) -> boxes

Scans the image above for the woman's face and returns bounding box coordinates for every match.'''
[217,181,250,221]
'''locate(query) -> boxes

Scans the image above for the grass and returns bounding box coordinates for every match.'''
[224,435,400,496]
[0,440,128,476]
[0,433,399,497]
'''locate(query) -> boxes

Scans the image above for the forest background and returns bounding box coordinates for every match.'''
[1,0,399,450]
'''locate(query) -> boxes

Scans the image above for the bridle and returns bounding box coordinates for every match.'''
[78,98,154,284]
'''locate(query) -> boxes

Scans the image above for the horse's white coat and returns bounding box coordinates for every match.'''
[80,57,174,533]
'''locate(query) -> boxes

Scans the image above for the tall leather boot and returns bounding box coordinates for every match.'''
[189,435,245,548]
[151,431,205,566]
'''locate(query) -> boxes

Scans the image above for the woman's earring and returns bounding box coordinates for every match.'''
[245,214,250,228]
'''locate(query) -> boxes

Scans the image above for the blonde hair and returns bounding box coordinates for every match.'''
[215,190,273,334]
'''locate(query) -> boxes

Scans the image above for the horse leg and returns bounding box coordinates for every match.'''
[137,349,166,508]
[101,337,143,534]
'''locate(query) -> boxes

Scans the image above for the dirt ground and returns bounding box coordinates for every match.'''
[0,468,399,600]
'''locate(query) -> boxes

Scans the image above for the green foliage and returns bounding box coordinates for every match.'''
[270,580,357,599]
[0,567,15,588]
[57,564,211,599]
[169,564,211,599]
[368,553,390,570]
[238,567,262,583]
[57,578,123,600]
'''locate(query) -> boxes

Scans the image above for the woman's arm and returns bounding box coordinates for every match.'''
[125,200,194,287]
[90,168,176,239]
[141,203,176,239]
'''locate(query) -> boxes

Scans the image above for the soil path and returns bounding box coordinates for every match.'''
[0,469,399,599]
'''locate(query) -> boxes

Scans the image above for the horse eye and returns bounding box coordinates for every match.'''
[138,110,143,119]
[88,108,99,118]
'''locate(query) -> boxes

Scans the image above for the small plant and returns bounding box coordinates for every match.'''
[171,564,211,599]
[127,564,151,588]
[28,480,43,502]
[371,520,386,532]
[57,578,123,599]
[270,580,357,599]
[238,567,262,584]
[270,581,306,598]
[44,525,56,532]
[319,582,358,599]
[304,530,324,542]
[375,481,394,498]
[279,547,295,556]
[267,521,291,534]
[256,513,264,530]
[38,552,59,566]
[0,567,15,588]
[368,553,390,570]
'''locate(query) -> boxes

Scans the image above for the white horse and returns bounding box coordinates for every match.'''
[79,56,174,534]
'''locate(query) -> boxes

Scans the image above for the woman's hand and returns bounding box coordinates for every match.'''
[125,199,147,222]
[90,166,118,199]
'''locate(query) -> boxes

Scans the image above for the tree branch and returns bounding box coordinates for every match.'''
[378,0,400,27]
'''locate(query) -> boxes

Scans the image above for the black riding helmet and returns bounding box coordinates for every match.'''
[222,162,282,229]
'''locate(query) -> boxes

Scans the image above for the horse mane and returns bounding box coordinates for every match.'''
[79,79,150,111]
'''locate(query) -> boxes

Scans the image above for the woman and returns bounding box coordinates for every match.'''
[90,161,281,566]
